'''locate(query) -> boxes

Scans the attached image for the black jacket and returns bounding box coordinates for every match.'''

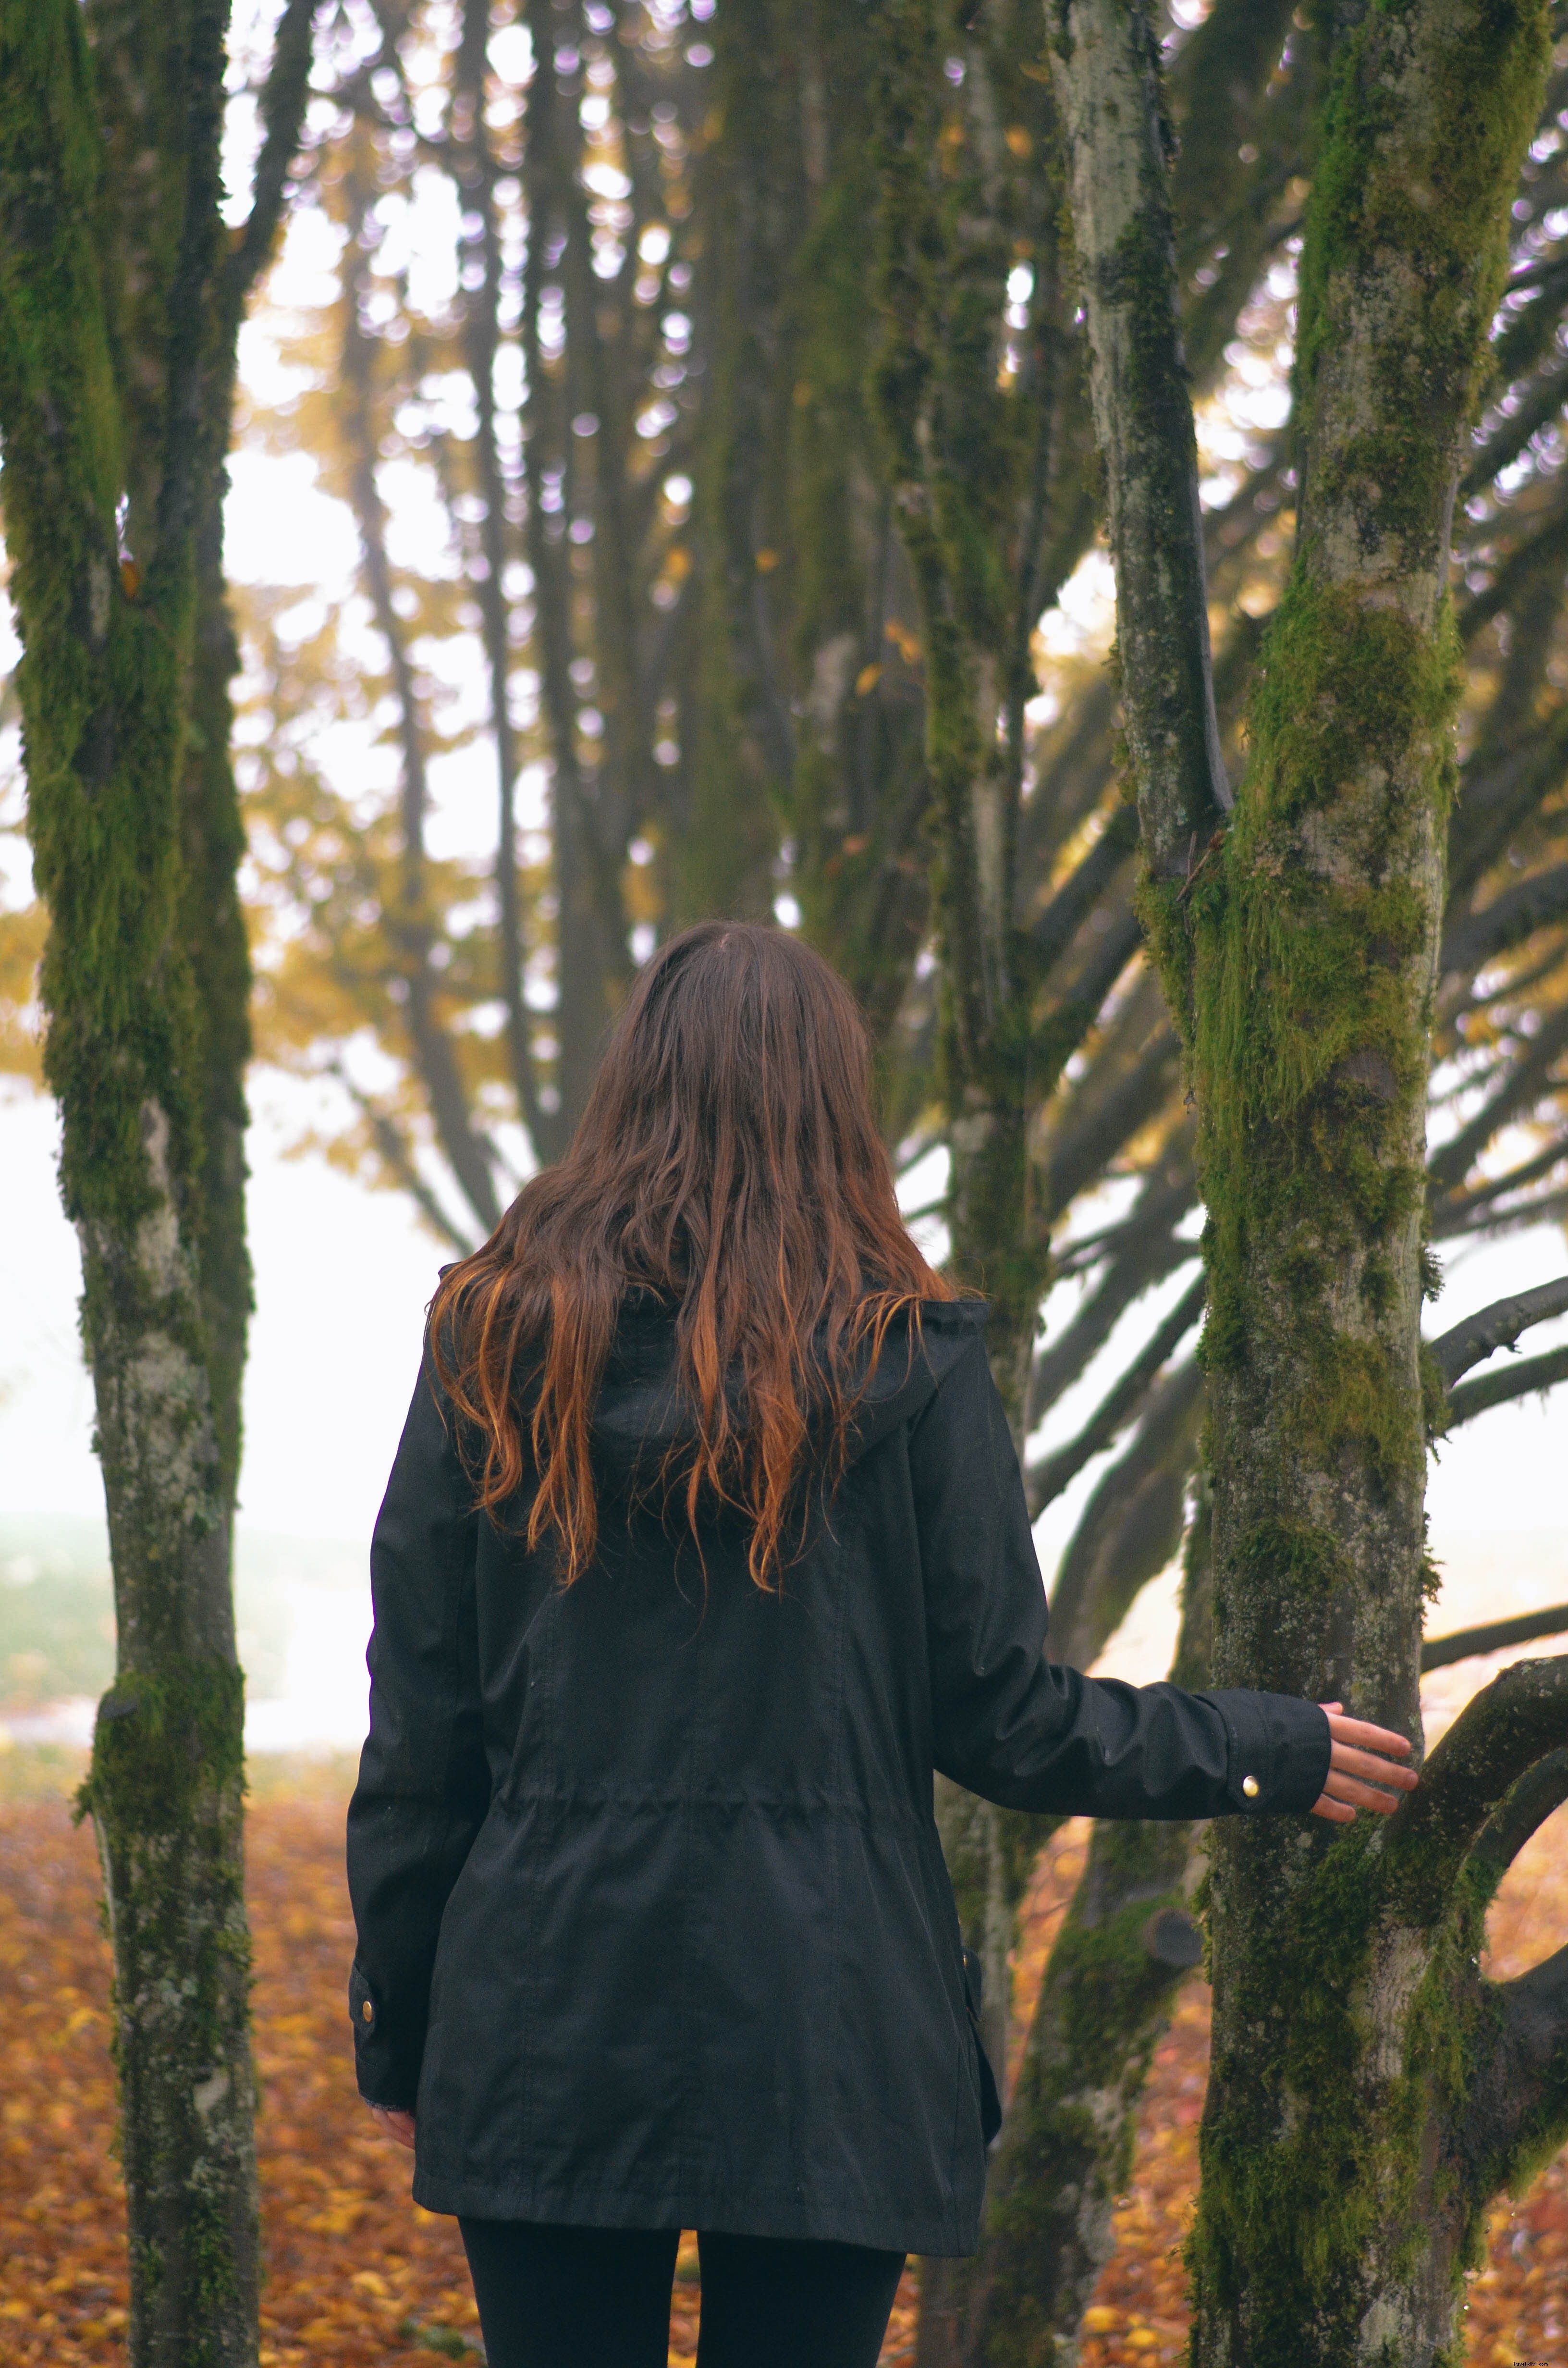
[346,1297,1329,2255]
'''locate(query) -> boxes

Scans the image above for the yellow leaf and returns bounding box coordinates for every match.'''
[1081,2306,1119,2333]
[755,548,780,572]
[1005,126,1031,158]
[855,664,882,696]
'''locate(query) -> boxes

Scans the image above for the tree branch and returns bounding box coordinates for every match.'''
[1427,1274,1568,1385]
[1439,861,1568,980]
[1028,1268,1205,1511]
[1446,1344,1568,1429]
[1470,1744,1568,1875]
[1043,1355,1204,1665]
[220,0,318,333]
[1028,802,1139,976]
[1050,0,1230,884]
[1029,1134,1196,1424]
[1384,1654,1568,1919]
[147,0,232,608]
[1422,1607,1568,1673]
[453,0,548,1158]
[1426,999,1568,1192]
[330,1065,478,1258]
[1431,1133,1568,1238]
[1044,1017,1183,1221]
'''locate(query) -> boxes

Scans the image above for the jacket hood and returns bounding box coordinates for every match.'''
[588,1294,989,1494]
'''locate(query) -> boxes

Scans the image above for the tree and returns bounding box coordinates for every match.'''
[1057,3,1568,2363]
[0,2,314,2360]
[8,1,1568,2355]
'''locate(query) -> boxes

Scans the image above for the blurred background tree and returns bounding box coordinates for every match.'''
[6,0,1568,2360]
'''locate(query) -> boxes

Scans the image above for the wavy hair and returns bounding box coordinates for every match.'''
[429,921,955,1586]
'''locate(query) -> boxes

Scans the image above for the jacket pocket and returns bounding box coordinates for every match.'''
[961,1948,1003,2145]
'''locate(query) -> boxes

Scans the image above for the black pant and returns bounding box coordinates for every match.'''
[458,2217,906,2368]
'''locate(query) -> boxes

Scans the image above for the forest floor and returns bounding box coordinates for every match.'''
[0,1745,1564,2368]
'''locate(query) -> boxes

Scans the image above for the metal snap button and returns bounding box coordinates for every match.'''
[1241,1775,1260,1800]
[362,1999,374,2023]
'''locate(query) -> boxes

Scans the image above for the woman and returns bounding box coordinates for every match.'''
[346,921,1416,2368]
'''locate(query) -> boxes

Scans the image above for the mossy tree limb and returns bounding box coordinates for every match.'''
[0,2,313,2358]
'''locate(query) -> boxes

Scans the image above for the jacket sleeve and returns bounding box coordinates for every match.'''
[911,1336,1331,1821]
[346,1341,491,2109]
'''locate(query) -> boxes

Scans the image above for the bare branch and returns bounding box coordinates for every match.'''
[1432,1134,1568,1238]
[1463,1919,1568,2211]
[1028,804,1139,975]
[220,0,318,330]
[1446,1344,1568,1429]
[330,1065,478,1258]
[1028,1269,1205,1512]
[1044,1018,1183,1221]
[1422,1606,1568,1673]
[453,0,548,1157]
[1426,1000,1568,1192]
[1043,1356,1204,1667]
[1439,862,1568,980]
[1029,1135,1196,1424]
[1427,1274,1568,1385]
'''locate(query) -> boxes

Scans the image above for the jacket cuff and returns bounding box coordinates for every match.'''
[1197,1690,1331,1817]
[349,1961,424,2111]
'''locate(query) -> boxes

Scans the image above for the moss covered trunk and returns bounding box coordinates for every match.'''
[0,3,311,2357]
[1052,1,1568,2360]
[1166,4,1558,2361]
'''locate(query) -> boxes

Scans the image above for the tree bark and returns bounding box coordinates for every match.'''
[1049,0,1230,890]
[1170,6,1556,2360]
[1054,0,1566,2359]
[0,4,313,2357]
[944,1488,1214,2368]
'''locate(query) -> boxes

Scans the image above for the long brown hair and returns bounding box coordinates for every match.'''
[430,921,955,1586]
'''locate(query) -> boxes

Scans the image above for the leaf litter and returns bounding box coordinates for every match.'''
[0,1751,1562,2367]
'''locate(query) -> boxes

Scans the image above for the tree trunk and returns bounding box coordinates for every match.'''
[1183,6,1561,2357]
[1057,0,1568,2358]
[937,1486,1213,2368]
[0,3,311,2357]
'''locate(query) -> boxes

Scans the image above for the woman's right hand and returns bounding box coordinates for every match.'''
[1310,1703,1419,1823]
[370,2105,416,2150]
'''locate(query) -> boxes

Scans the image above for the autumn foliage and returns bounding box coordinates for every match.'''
[0,1746,1563,2368]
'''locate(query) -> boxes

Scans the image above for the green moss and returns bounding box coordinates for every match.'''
[962,1812,1198,2368]
[1188,1823,1431,2357]
[78,1660,254,2367]
[0,8,263,2358]
[1237,1516,1348,1604]
[1294,0,1549,565]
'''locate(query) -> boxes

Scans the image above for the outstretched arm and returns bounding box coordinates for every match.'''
[915,1339,1415,1822]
